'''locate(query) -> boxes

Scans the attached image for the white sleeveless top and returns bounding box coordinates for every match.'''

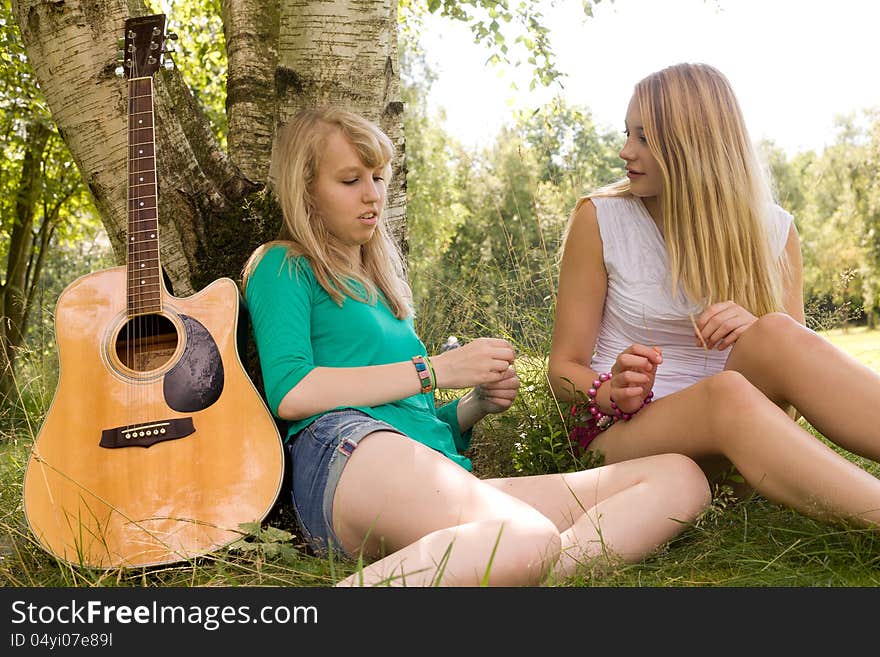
[589,196,794,399]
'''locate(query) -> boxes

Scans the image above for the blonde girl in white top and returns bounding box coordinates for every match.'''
[549,62,880,529]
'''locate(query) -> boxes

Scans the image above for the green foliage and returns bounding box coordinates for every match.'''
[519,97,623,192]
[401,0,609,90]
[762,112,880,328]
[147,0,227,147]
[228,522,301,560]
[401,55,620,477]
[400,49,473,304]
[0,1,110,406]
[409,94,622,352]
[480,358,604,477]
[0,2,104,254]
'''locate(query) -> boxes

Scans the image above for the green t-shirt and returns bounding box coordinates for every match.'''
[245,245,472,471]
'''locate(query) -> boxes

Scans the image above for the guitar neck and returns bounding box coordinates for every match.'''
[127,76,161,316]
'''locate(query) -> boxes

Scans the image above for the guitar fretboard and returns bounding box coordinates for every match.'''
[127,77,161,316]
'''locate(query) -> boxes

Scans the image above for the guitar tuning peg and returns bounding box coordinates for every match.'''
[116,49,125,62]
[163,57,174,71]
[166,32,179,41]
[117,37,125,49]
[114,65,126,78]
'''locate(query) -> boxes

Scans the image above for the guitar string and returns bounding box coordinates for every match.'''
[127,27,166,433]
[145,38,159,427]
[149,74,156,426]
[143,51,152,426]
[134,41,141,431]
[131,37,143,431]
[132,47,137,431]
[135,43,140,431]
[136,40,149,427]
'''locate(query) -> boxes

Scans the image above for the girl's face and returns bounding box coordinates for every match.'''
[312,128,387,260]
[619,95,664,200]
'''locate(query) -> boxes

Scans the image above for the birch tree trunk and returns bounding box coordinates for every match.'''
[11,0,404,296]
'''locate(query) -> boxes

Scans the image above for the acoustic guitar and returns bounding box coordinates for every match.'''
[23,14,284,569]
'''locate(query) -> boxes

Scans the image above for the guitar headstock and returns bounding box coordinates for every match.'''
[117,14,171,79]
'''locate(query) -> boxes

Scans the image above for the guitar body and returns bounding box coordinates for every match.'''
[23,267,284,568]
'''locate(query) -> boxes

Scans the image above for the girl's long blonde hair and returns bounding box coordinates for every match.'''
[589,62,786,316]
[243,107,411,318]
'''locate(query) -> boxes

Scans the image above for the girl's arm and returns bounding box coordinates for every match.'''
[278,361,427,420]
[780,222,806,422]
[548,199,610,405]
[781,222,806,325]
[548,199,660,414]
[278,337,516,421]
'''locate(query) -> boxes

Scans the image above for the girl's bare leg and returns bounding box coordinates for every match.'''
[724,312,880,460]
[485,453,711,579]
[590,370,880,528]
[332,431,561,587]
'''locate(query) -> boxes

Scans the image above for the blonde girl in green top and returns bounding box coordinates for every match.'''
[243,107,711,587]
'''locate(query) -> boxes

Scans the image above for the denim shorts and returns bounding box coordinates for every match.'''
[288,408,402,558]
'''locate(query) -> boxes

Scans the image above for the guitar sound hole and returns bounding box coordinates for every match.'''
[115,314,179,372]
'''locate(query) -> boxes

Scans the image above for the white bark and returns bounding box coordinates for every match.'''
[221,0,278,183]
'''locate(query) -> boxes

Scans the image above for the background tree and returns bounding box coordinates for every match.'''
[413,96,622,350]
[0,1,104,404]
[399,46,472,307]
[855,109,880,329]
[790,114,880,330]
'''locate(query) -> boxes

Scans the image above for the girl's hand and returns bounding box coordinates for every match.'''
[695,301,757,350]
[430,337,515,389]
[608,344,662,414]
[471,366,519,415]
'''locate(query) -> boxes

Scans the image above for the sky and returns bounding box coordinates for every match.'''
[418,0,880,156]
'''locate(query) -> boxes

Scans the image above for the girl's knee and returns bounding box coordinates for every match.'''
[757,311,800,332]
[492,514,561,585]
[703,370,765,422]
[647,453,712,512]
[520,512,562,565]
[743,311,803,346]
[671,454,712,511]
[704,369,751,396]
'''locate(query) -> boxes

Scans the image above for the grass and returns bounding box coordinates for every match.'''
[2,329,880,587]
[819,326,880,370]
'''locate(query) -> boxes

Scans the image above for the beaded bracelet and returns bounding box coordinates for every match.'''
[424,355,437,390]
[411,355,434,394]
[568,372,654,452]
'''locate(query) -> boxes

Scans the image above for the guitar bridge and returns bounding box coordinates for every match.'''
[100,417,194,449]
